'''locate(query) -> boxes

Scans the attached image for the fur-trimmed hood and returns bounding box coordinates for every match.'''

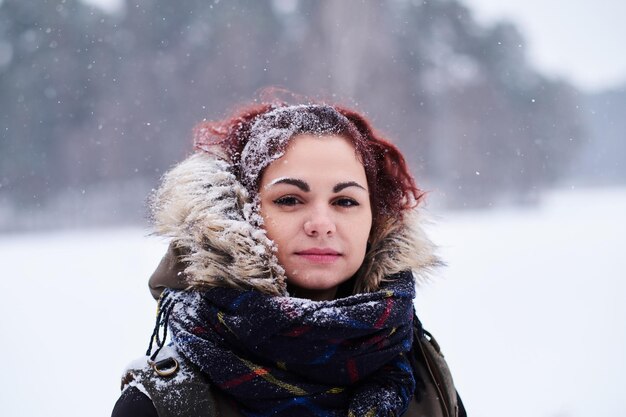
[149,152,440,298]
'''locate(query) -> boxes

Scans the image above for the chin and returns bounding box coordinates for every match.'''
[287,270,351,290]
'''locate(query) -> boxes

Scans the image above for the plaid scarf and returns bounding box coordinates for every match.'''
[158,270,417,417]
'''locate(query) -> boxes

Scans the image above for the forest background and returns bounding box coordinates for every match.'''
[1,0,624,232]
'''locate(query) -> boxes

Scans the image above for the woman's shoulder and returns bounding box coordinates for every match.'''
[114,346,223,417]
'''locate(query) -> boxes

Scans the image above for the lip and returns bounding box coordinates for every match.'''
[295,248,342,264]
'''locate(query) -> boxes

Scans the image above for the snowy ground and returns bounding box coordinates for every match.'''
[1,187,624,417]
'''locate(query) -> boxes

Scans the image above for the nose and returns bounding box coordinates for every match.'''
[303,207,336,237]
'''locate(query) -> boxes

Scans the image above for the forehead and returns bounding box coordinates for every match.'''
[260,134,367,184]
[239,105,350,190]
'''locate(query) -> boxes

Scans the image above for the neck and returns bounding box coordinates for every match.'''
[287,284,338,301]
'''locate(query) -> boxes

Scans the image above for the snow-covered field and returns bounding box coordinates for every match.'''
[1,187,624,417]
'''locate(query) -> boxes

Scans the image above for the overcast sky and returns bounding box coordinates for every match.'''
[84,0,626,93]
[464,0,626,92]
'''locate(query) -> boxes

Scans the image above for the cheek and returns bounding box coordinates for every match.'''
[259,206,276,237]
[352,212,373,246]
[259,205,288,246]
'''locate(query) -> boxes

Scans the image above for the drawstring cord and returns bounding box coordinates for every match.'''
[146,289,176,362]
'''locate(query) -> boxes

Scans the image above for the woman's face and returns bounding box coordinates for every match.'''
[258,134,373,301]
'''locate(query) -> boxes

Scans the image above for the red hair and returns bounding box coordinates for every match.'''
[193,101,424,223]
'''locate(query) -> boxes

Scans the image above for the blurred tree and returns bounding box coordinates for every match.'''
[0,0,590,230]
[574,85,626,183]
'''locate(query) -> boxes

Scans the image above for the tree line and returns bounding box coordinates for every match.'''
[0,0,587,230]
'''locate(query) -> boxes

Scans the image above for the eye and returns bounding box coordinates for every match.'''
[333,197,360,208]
[273,196,302,206]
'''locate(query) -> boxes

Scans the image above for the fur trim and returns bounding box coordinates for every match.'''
[151,153,286,295]
[151,152,439,295]
[355,212,441,293]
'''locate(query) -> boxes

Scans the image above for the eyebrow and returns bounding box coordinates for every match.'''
[266,177,310,192]
[265,178,367,193]
[333,181,367,193]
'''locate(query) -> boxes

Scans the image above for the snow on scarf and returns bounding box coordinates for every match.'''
[159,270,417,417]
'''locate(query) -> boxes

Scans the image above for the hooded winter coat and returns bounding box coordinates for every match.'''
[113,152,464,417]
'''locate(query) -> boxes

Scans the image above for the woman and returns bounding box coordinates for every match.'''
[113,103,465,417]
